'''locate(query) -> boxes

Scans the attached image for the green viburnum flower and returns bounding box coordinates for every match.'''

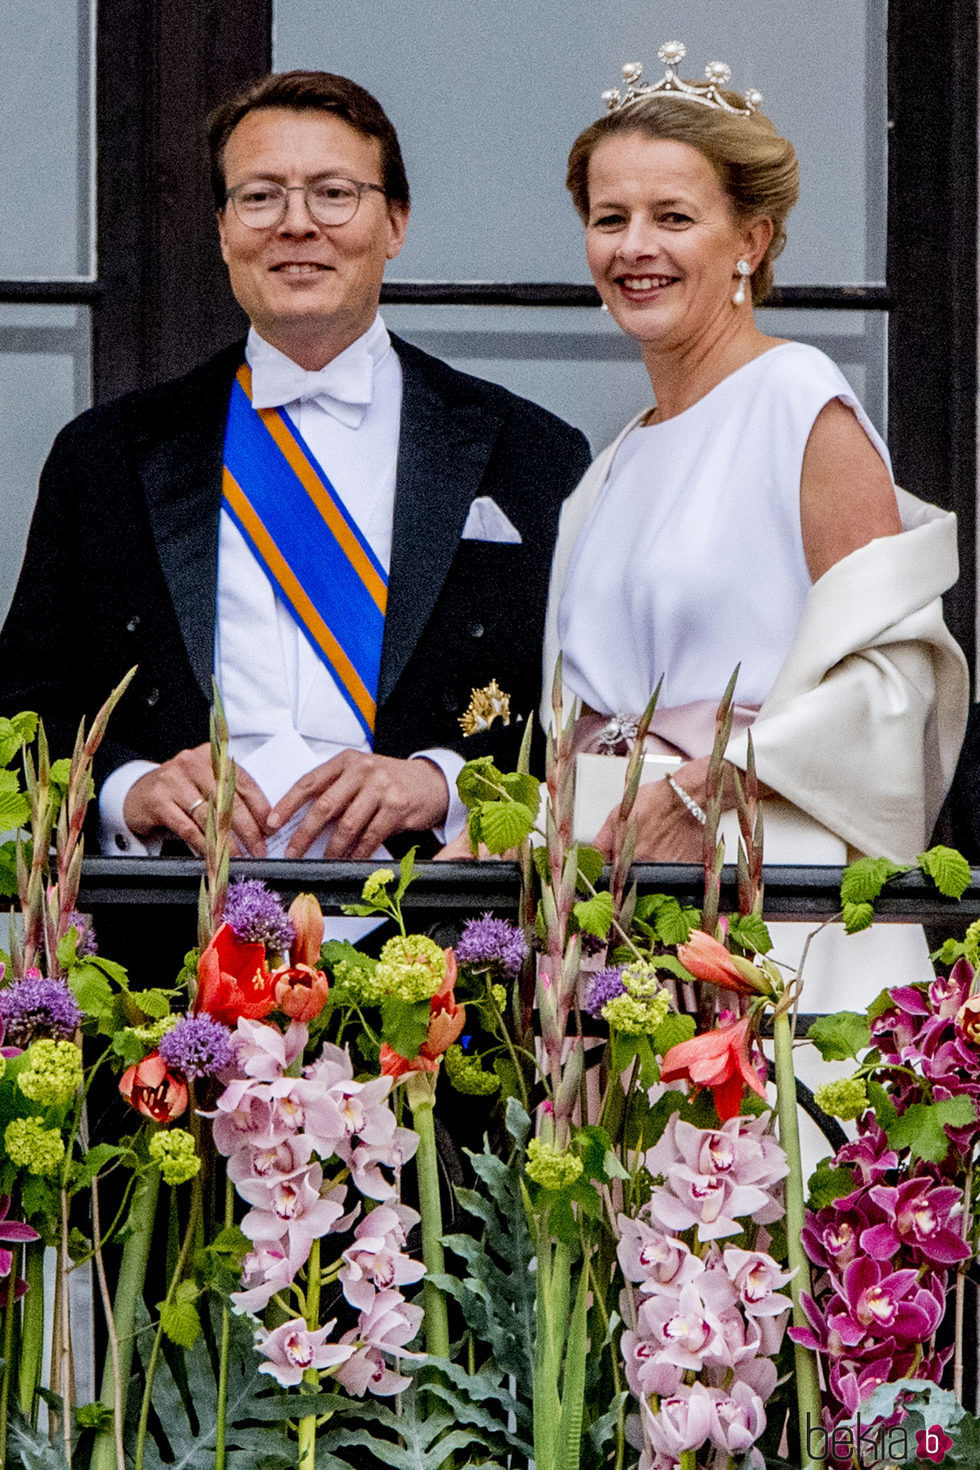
[149,1128,201,1186]
[374,934,446,1002]
[621,959,663,1000]
[17,1039,83,1107]
[526,1137,583,1190]
[5,1117,65,1175]
[128,1016,179,1050]
[814,1077,869,1122]
[964,918,980,968]
[602,987,671,1036]
[329,958,385,1006]
[362,868,395,904]
[490,983,507,1012]
[444,1044,500,1096]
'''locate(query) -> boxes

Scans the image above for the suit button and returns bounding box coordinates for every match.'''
[115,832,130,851]
[126,615,140,632]
[467,621,484,638]
[146,688,160,707]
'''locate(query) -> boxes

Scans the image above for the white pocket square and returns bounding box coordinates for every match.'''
[460,496,522,544]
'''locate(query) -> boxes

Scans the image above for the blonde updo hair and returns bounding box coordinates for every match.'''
[566,92,799,304]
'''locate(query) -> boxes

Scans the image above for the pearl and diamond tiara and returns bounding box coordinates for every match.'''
[601,41,763,119]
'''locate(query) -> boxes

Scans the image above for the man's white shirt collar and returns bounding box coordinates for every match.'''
[245,315,392,428]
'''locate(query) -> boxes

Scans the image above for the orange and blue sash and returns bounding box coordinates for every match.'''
[222,365,387,741]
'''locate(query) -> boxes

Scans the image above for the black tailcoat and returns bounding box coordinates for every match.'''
[0,336,591,820]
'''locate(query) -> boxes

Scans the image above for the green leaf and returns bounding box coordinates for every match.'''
[653,1011,697,1054]
[394,844,418,900]
[728,912,772,955]
[918,844,972,899]
[479,799,535,853]
[0,772,30,830]
[66,964,114,1022]
[806,1161,858,1209]
[556,1264,590,1470]
[840,855,908,905]
[72,1142,137,1193]
[866,1078,898,1130]
[572,889,614,939]
[886,1095,976,1164]
[0,711,37,768]
[807,1011,871,1061]
[457,755,505,809]
[159,1279,203,1349]
[842,900,875,934]
[499,770,541,814]
[654,896,695,946]
[380,994,432,1060]
[575,845,604,888]
[575,1124,628,1182]
[0,840,17,899]
[129,987,173,1020]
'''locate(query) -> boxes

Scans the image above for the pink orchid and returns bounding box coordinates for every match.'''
[635,1281,729,1371]
[206,1081,290,1154]
[334,1288,425,1397]
[232,1016,307,1081]
[230,1239,296,1313]
[706,1380,768,1453]
[340,1206,426,1312]
[254,1317,353,1386]
[722,1248,795,1317]
[643,1381,715,1457]
[226,1133,314,1191]
[0,1196,40,1278]
[619,1328,684,1399]
[239,1163,347,1270]
[616,1218,705,1292]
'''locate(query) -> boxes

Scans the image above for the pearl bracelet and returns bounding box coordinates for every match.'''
[667,775,708,826]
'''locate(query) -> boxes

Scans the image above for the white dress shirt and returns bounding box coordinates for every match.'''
[100,315,466,854]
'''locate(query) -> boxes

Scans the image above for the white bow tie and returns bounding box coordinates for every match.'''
[250,350,375,428]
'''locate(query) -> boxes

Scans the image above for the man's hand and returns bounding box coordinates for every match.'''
[268,752,449,859]
[123,743,271,857]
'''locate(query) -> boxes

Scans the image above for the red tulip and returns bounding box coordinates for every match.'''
[380,950,465,1078]
[195,922,275,1026]
[678,930,771,996]
[660,1016,767,1122]
[273,962,330,1023]
[119,1051,189,1121]
[288,893,325,970]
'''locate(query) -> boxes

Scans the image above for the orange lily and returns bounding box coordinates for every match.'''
[273,962,330,1023]
[195,921,275,1026]
[659,1016,767,1121]
[119,1051,188,1121]
[678,930,770,996]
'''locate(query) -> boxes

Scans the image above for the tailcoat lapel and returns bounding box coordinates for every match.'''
[379,338,504,707]
[133,346,242,700]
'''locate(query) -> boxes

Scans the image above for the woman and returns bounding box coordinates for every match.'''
[544,45,967,870]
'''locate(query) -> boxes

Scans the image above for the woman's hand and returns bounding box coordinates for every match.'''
[593,756,716,862]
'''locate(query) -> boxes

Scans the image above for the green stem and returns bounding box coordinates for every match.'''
[773,1010,824,1470]
[297,1236,322,1470]
[407,1073,450,1359]
[18,1239,44,1424]
[91,1164,161,1470]
[134,1166,201,1470]
[215,1174,234,1470]
[0,1245,17,1467]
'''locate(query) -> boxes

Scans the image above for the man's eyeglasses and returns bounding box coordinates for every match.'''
[225,176,387,229]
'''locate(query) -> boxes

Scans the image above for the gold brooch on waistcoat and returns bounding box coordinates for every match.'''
[459,680,511,736]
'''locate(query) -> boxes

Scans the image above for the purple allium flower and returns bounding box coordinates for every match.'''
[455,913,528,978]
[65,911,98,958]
[0,974,80,1047]
[222,879,294,953]
[159,1013,235,1080]
[584,967,626,1017]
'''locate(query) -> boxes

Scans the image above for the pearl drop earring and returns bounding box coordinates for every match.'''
[733,258,751,306]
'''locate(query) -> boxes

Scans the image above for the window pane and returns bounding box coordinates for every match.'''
[0,306,91,622]
[382,306,887,455]
[0,0,95,279]
[275,0,885,286]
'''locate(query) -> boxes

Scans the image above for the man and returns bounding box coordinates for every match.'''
[0,72,590,860]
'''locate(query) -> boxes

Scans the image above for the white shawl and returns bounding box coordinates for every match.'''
[542,426,968,863]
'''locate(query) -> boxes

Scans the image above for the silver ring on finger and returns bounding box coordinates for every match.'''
[188,797,206,817]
